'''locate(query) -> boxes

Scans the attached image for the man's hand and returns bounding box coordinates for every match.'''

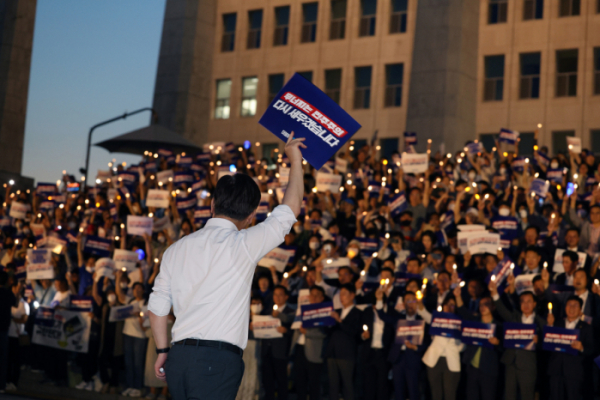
[330,311,341,323]
[362,330,371,340]
[405,341,418,351]
[154,353,167,382]
[571,340,583,352]
[541,267,550,284]
[299,327,307,335]
[489,337,500,346]
[488,280,498,296]
[284,131,306,165]
[281,131,307,217]
[276,326,288,334]
[547,313,555,326]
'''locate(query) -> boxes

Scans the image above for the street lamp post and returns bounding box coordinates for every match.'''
[83,107,157,189]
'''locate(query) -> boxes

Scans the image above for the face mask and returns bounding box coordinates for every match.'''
[499,208,510,217]
[120,282,128,289]
[86,266,94,273]
[157,236,166,244]
[68,222,77,230]
[309,241,320,250]
[107,294,117,303]
[293,225,303,234]
[551,162,559,169]
[499,168,506,175]
[468,172,476,180]
[519,209,528,218]
[250,304,263,314]
[323,244,332,254]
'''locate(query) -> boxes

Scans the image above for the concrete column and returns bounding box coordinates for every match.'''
[405,0,480,154]
[0,0,37,174]
[152,0,217,145]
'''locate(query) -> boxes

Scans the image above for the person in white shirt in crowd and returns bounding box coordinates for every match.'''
[148,133,305,400]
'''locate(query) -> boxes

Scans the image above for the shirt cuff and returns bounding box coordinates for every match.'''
[492,293,500,301]
[375,300,384,310]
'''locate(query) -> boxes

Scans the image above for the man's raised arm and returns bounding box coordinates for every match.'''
[282,131,307,217]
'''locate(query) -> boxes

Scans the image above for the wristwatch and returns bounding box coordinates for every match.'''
[156,347,170,354]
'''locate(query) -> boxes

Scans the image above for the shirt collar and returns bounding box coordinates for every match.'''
[204,217,238,231]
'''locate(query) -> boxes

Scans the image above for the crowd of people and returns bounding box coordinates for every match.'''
[1,135,600,400]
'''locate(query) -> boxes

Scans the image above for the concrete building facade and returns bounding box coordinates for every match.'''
[152,0,600,157]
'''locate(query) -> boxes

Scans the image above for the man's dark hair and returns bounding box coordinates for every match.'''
[532,275,542,284]
[406,256,421,266]
[0,271,8,286]
[525,246,540,256]
[381,267,395,276]
[566,227,580,236]
[566,295,583,309]
[338,266,354,276]
[525,225,540,235]
[519,291,537,303]
[273,285,289,296]
[213,174,261,220]
[310,285,326,298]
[562,250,578,264]
[132,282,144,291]
[403,290,416,300]
[339,283,355,295]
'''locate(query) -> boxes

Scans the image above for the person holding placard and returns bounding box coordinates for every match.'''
[565,202,600,257]
[545,296,594,400]
[148,133,306,400]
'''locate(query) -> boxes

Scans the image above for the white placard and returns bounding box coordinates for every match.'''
[566,137,581,153]
[467,233,500,255]
[95,266,115,281]
[156,170,174,185]
[113,249,139,272]
[26,249,55,280]
[457,231,479,254]
[251,315,283,339]
[552,249,587,274]
[9,202,28,219]
[32,308,91,353]
[321,257,351,280]
[109,303,141,322]
[316,172,342,193]
[515,274,535,295]
[335,157,348,173]
[30,223,46,237]
[401,153,429,174]
[292,289,310,329]
[127,215,153,236]
[258,247,292,272]
[146,189,171,208]
[279,167,290,186]
[96,170,112,183]
[457,224,486,232]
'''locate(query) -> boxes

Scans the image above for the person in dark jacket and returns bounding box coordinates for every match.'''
[454,286,502,400]
[0,271,16,393]
[546,295,595,400]
[326,283,362,400]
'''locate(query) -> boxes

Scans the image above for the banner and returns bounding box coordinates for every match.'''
[461,321,495,348]
[404,131,417,146]
[542,326,579,355]
[321,257,350,280]
[146,189,171,208]
[113,249,138,273]
[499,128,519,145]
[355,237,379,257]
[394,319,425,345]
[26,249,55,280]
[258,247,292,273]
[486,258,513,287]
[530,179,550,198]
[566,137,581,153]
[30,223,45,237]
[552,249,587,274]
[429,312,462,339]
[514,274,535,294]
[467,233,500,255]
[301,301,336,328]
[9,202,28,219]
[457,231,479,254]
[316,172,342,193]
[335,157,348,173]
[258,73,361,170]
[108,303,141,322]
[32,307,91,353]
[156,170,174,185]
[292,289,311,330]
[69,295,94,312]
[401,153,428,174]
[252,315,283,339]
[388,191,408,217]
[503,322,536,350]
[127,215,153,236]
[83,236,112,258]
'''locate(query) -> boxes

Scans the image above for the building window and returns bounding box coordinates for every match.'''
[298,71,313,82]
[518,132,535,155]
[384,63,403,107]
[556,49,578,97]
[591,129,600,154]
[359,0,377,37]
[274,6,290,46]
[594,47,600,95]
[247,10,263,49]
[215,79,231,119]
[261,143,279,165]
[354,66,372,109]
[520,52,541,99]
[221,13,237,52]
[241,77,258,117]
[489,0,508,23]
[484,55,504,101]
[523,0,543,19]
[390,0,408,33]
[330,0,347,40]
[559,0,580,16]
[479,134,498,152]
[301,3,318,43]
[552,130,575,154]
[325,69,342,103]
[268,74,284,104]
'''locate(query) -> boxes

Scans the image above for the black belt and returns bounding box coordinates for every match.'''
[174,339,243,356]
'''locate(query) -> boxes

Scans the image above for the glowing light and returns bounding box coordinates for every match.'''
[273,305,278,311]
[416,291,423,300]
[363,324,368,331]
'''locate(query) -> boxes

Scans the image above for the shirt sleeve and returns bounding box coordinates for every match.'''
[148,247,173,317]
[243,204,297,263]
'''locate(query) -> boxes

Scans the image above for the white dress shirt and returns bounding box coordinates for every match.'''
[148,205,296,349]
[565,319,578,330]
[578,290,589,312]
[521,312,536,324]
[340,304,354,320]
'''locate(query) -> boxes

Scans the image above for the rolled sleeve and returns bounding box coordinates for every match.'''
[148,250,173,317]
[244,204,297,263]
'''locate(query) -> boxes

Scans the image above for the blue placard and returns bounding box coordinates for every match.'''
[503,322,536,350]
[194,206,211,226]
[461,321,495,348]
[530,179,549,198]
[388,191,408,217]
[300,301,336,328]
[393,272,422,288]
[258,73,361,170]
[69,295,94,312]
[355,237,379,257]
[429,312,462,339]
[83,235,112,258]
[499,128,519,144]
[542,326,579,355]
[395,319,425,345]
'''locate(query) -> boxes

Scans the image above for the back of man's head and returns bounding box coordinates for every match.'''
[214,174,261,221]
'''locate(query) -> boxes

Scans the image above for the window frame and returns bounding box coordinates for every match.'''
[354,66,372,109]
[241,76,258,117]
[555,49,578,98]
[330,0,347,40]
[384,63,403,107]
[214,79,232,119]
[483,55,505,102]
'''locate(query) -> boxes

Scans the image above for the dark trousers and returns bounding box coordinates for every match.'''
[363,350,389,400]
[294,346,322,400]
[261,351,288,400]
[0,332,8,390]
[327,358,354,400]
[505,363,536,400]
[392,360,420,400]
[123,334,147,389]
[549,375,581,400]
[7,337,21,385]
[426,358,460,400]
[466,364,497,400]
[165,343,244,400]
[45,346,68,383]
[99,351,122,387]
[80,338,100,382]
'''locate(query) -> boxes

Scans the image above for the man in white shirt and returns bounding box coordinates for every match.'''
[149,134,306,400]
